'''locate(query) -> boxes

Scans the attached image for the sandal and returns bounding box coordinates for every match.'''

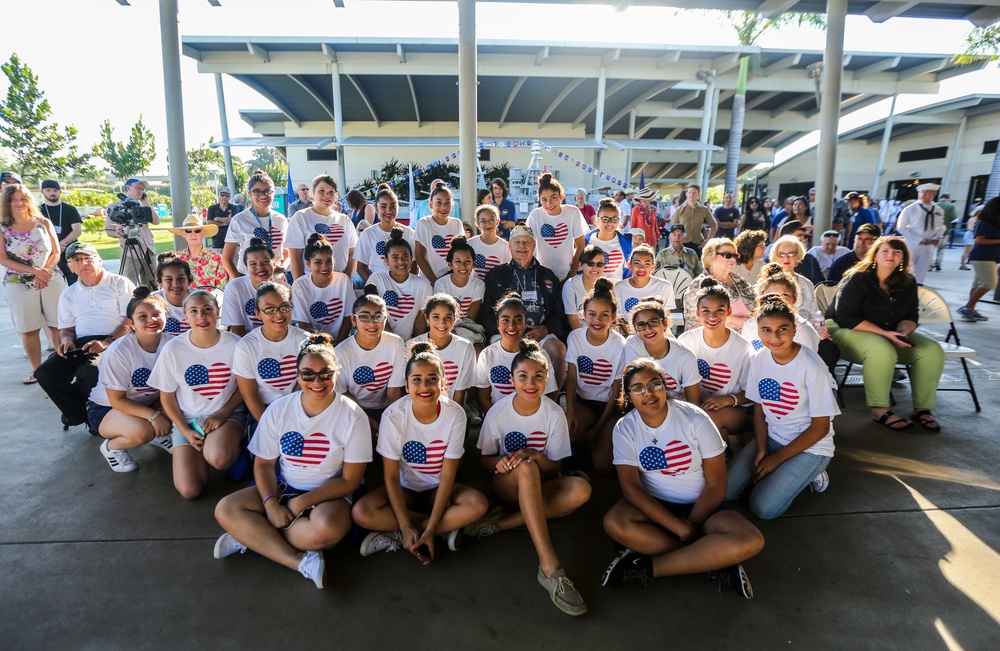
[874,410,912,431]
[911,409,941,432]
[23,373,37,385]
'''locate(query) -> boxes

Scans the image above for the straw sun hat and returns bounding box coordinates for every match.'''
[168,215,219,238]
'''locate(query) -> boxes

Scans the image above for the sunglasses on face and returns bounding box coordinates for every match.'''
[584,261,606,268]
[716,252,736,259]
[599,216,620,224]
[184,229,202,234]
[298,369,335,382]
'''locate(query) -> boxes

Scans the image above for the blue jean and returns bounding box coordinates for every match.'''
[725,438,831,520]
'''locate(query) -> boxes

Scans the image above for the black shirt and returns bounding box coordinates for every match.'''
[40,202,81,242]
[829,271,919,330]
[207,203,236,248]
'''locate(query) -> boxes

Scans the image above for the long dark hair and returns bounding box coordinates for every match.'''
[847,235,914,293]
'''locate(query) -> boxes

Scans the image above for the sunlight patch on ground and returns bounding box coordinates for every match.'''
[841,449,1000,493]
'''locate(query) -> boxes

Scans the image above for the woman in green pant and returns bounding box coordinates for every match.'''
[826,236,944,432]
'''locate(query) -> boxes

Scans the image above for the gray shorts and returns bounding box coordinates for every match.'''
[171,407,249,448]
[971,260,998,291]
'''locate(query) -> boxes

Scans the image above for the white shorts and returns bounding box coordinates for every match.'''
[5,278,65,332]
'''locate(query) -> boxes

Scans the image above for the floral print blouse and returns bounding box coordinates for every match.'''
[1,218,61,286]
[179,247,228,289]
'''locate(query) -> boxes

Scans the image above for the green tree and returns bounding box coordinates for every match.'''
[957,21,1000,197]
[0,53,91,183]
[92,115,156,182]
[188,138,248,190]
[246,147,287,186]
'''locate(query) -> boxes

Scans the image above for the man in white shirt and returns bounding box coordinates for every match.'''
[807,230,850,279]
[896,183,946,284]
[35,242,136,429]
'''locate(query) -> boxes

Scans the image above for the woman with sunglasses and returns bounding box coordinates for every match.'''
[583,198,633,282]
[563,245,607,331]
[223,169,289,281]
[682,238,756,332]
[170,215,227,289]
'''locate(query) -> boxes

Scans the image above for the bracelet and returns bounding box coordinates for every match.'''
[732,395,739,407]
[147,410,161,423]
[261,493,275,506]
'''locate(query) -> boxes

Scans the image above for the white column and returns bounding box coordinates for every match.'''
[696,72,716,191]
[214,73,236,192]
[593,67,607,178]
[814,0,847,234]
[331,63,347,196]
[942,116,968,195]
[870,94,897,198]
[705,87,720,191]
[458,0,478,223]
[625,110,635,185]
[158,0,189,235]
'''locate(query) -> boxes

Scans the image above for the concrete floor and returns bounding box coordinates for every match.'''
[1,249,998,650]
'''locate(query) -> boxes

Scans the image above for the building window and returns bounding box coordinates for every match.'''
[307,149,338,162]
[984,140,998,155]
[898,147,947,163]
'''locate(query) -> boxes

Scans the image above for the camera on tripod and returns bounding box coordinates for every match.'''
[108,193,154,242]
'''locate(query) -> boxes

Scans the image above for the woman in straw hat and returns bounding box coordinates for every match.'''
[171,215,228,289]
[631,187,660,249]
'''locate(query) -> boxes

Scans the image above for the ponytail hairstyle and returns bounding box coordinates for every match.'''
[754,292,797,327]
[296,331,340,371]
[246,168,275,194]
[126,285,169,320]
[754,262,800,307]
[582,277,618,315]
[618,357,669,413]
[694,277,732,308]
[422,292,460,318]
[353,283,387,314]
[376,183,399,206]
[304,232,335,263]
[597,196,621,218]
[254,281,291,307]
[445,234,476,264]
[383,226,412,258]
[155,251,192,284]
[494,291,527,320]
[243,237,274,265]
[405,340,445,381]
[628,295,673,332]
[536,172,564,198]
[430,183,453,202]
[511,338,549,375]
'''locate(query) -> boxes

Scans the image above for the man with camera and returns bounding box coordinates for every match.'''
[104,178,159,287]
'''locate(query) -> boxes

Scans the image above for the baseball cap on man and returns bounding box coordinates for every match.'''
[218,186,231,196]
[0,171,22,184]
[669,223,686,233]
[41,179,61,190]
[124,178,147,189]
[856,223,881,237]
[510,225,535,240]
[66,242,100,259]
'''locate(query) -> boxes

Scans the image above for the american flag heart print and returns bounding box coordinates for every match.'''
[244,298,263,327]
[253,226,284,250]
[184,362,232,399]
[309,298,344,326]
[759,378,800,418]
[577,355,613,386]
[131,367,157,396]
[503,431,547,453]
[639,441,693,475]
[164,317,190,334]
[258,355,297,391]
[280,431,331,466]
[458,296,473,318]
[402,439,447,475]
[624,297,640,314]
[664,374,679,392]
[443,360,459,389]
[431,234,454,259]
[383,290,415,320]
[697,359,732,394]
[314,222,345,244]
[490,365,514,395]
[375,240,387,257]
[474,253,501,279]
[353,362,393,392]
[604,249,624,276]
[751,339,765,351]
[540,222,569,247]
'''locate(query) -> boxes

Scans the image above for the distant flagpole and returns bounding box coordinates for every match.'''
[287,171,294,212]
[408,163,416,224]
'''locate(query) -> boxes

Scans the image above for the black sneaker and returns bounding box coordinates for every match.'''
[601,549,653,588]
[703,563,753,599]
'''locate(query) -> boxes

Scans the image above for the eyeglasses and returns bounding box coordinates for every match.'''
[354,313,387,323]
[633,318,663,332]
[184,229,202,235]
[258,304,293,315]
[250,188,275,197]
[716,252,737,259]
[599,216,620,224]
[298,369,335,382]
[628,380,666,396]
[584,261,606,268]
[775,251,798,259]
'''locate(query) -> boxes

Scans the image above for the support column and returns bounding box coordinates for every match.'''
[458,0,478,223]
[942,116,968,194]
[158,0,189,236]
[696,71,716,191]
[593,67,607,179]
[706,87,720,192]
[331,63,347,197]
[214,73,236,192]
[814,0,847,234]
[870,94,897,198]
[625,110,635,185]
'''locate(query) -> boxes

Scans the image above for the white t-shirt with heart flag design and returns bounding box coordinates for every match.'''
[249,391,372,492]
[356,223,415,277]
[475,340,557,404]
[368,272,433,340]
[526,205,587,280]
[148,330,242,422]
[613,276,676,318]
[376,395,466,492]
[290,272,355,337]
[468,235,511,280]
[740,314,820,354]
[613,400,726,504]
[406,332,476,400]
[333,332,407,409]
[619,334,701,401]
[589,234,627,282]
[89,333,173,407]
[286,208,358,275]
[433,273,485,320]
[234,325,308,407]
[224,208,288,276]
[677,327,752,400]
[477,393,572,462]
[414,216,465,280]
[222,276,292,332]
[566,327,626,402]
[152,289,190,334]
[746,345,838,457]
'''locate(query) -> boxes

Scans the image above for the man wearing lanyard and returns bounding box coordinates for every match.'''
[39,180,82,285]
[481,224,567,387]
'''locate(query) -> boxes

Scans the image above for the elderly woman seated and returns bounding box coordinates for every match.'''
[826,236,944,432]
[682,237,756,332]
[732,229,767,285]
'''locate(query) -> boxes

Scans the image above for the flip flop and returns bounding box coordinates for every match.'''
[23,373,37,385]
[874,409,912,431]
[911,410,941,432]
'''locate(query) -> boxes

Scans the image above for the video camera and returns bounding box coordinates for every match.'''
[108,193,153,228]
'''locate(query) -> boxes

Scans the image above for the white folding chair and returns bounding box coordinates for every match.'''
[654,267,693,332]
[915,286,981,411]
[813,281,838,315]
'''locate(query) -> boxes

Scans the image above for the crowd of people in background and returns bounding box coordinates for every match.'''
[0,165,994,615]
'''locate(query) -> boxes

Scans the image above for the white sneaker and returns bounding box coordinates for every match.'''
[809,471,830,493]
[100,439,137,473]
[360,530,402,556]
[443,529,461,552]
[213,532,247,559]
[149,435,173,455]
[298,550,325,589]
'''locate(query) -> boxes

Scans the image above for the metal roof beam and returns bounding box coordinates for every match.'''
[287,74,336,122]
[396,44,406,64]
[771,95,815,118]
[717,90,736,105]
[893,115,964,125]
[247,42,270,62]
[853,56,901,79]
[713,53,742,75]
[966,6,1000,27]
[498,77,527,128]
[406,75,421,128]
[572,78,632,126]
[321,44,337,62]
[182,45,202,62]
[539,78,586,127]
[865,1,917,23]
[745,91,779,110]
[656,51,681,68]
[633,117,659,139]
[345,74,381,127]
[748,130,791,153]
[936,60,990,81]
[235,75,301,127]
[535,47,550,65]
[633,149,774,165]
[605,81,684,131]
[602,49,622,66]
[757,0,801,19]
[762,53,801,77]
[897,57,950,80]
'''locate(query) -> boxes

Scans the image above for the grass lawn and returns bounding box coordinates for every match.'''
[79,227,182,260]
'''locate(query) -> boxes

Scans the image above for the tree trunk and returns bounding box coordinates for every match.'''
[725,57,749,196]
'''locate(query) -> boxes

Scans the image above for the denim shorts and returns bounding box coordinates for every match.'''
[86,400,113,435]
